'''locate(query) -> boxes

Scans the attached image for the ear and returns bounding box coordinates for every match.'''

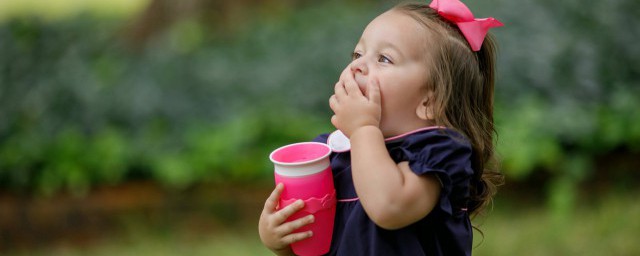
[416,92,435,121]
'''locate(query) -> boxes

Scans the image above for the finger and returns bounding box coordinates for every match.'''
[341,73,363,97]
[339,66,353,82]
[331,115,339,129]
[281,231,313,245]
[278,214,314,235]
[334,81,347,97]
[367,78,381,105]
[263,183,284,214]
[273,199,305,224]
[329,94,338,110]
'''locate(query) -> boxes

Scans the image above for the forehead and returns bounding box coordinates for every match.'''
[360,10,429,59]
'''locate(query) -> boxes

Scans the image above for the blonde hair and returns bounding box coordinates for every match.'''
[394,3,504,218]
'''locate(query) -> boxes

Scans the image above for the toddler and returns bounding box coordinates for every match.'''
[259,0,504,255]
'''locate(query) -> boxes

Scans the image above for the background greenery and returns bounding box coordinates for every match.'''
[1,0,639,254]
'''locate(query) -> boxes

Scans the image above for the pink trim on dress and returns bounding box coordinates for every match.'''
[337,198,360,202]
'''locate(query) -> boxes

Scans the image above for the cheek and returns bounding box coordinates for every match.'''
[379,84,424,115]
[375,71,424,108]
[379,87,406,112]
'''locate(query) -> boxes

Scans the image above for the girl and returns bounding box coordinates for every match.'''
[259,0,504,255]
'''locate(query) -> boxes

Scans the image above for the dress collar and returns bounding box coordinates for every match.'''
[327,126,446,153]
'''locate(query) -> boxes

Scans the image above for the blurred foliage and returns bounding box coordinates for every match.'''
[488,0,640,215]
[492,0,640,174]
[0,0,639,208]
[0,0,149,22]
[0,0,367,195]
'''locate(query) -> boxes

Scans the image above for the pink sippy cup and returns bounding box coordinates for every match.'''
[269,142,336,256]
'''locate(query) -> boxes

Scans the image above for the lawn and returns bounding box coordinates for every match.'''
[473,190,640,255]
[6,189,639,256]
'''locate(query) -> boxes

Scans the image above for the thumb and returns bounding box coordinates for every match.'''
[367,78,381,105]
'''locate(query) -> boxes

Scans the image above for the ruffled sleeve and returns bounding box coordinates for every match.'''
[389,129,474,216]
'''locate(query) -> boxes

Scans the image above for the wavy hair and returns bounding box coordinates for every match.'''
[394,2,505,219]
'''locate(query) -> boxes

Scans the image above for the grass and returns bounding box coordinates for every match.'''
[473,190,640,255]
[6,222,272,256]
[5,190,639,256]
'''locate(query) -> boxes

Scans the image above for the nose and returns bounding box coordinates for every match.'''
[348,60,368,93]
[350,56,368,76]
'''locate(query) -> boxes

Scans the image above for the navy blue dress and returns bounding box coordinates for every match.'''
[313,127,475,256]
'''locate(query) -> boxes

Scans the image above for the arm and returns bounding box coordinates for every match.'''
[329,68,441,229]
[350,126,441,229]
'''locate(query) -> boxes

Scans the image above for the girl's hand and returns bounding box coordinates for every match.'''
[329,67,382,137]
[259,183,315,256]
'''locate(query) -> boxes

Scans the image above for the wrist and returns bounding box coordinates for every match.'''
[350,125,383,142]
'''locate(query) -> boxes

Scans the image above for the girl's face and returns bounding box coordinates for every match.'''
[347,10,433,137]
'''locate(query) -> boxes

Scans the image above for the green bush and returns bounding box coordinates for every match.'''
[492,0,640,177]
[0,0,638,200]
[0,1,367,194]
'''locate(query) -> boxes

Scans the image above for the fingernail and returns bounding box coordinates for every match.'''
[308,231,313,237]
[308,215,315,223]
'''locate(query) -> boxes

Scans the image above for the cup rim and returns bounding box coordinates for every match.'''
[269,142,332,166]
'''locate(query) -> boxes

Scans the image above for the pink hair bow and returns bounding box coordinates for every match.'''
[429,0,503,51]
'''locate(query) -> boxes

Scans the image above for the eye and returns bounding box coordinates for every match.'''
[378,55,393,64]
[351,52,362,60]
